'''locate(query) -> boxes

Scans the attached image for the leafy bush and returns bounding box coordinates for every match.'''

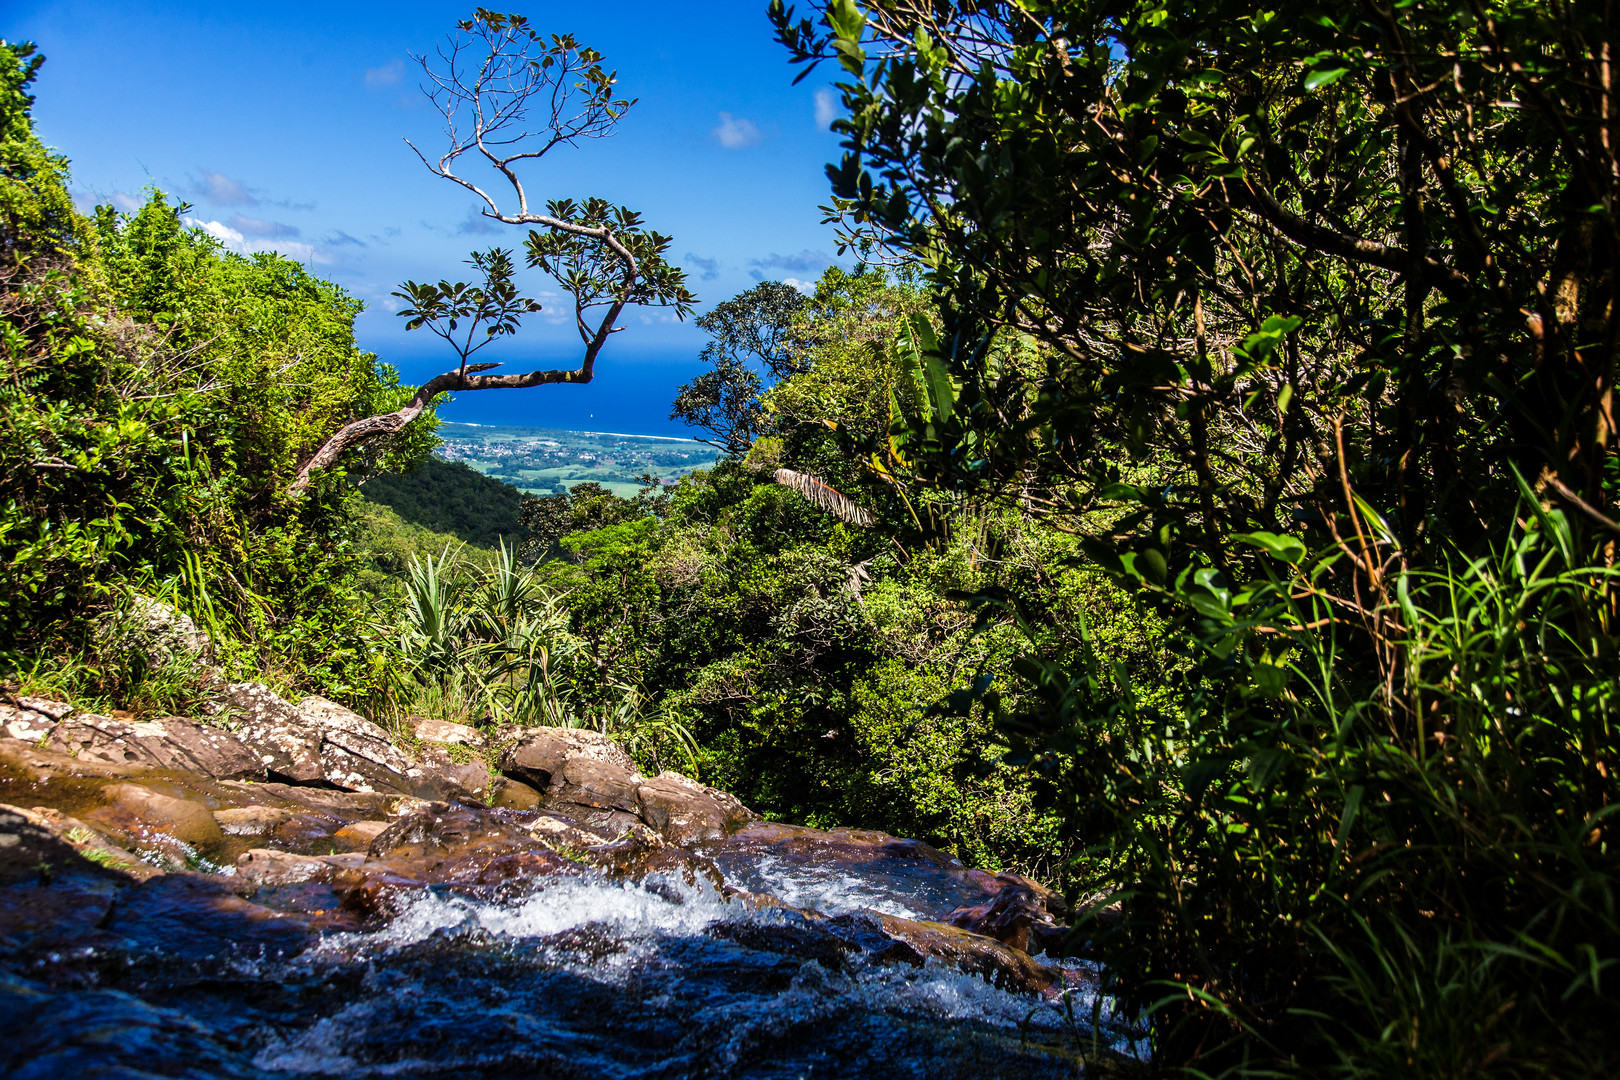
[0,41,434,703]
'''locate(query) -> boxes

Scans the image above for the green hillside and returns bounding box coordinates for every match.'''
[361,457,524,549]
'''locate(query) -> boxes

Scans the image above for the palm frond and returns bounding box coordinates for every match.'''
[772,468,875,527]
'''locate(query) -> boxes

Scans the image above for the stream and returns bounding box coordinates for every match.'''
[1,817,1141,1078]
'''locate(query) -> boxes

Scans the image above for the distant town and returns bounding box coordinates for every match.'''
[435,422,722,498]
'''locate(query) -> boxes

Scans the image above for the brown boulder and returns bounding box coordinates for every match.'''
[317,742,417,796]
[873,912,1058,994]
[88,783,223,849]
[331,820,390,849]
[551,755,643,813]
[46,714,264,780]
[526,813,611,851]
[235,848,331,885]
[636,770,755,845]
[498,726,638,790]
[299,696,415,773]
[945,877,1064,954]
[219,682,324,783]
[213,806,297,835]
[415,745,497,798]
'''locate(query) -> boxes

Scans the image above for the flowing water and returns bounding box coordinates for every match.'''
[0,839,1141,1078]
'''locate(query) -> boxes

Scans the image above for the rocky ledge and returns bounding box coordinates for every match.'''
[0,686,1107,1076]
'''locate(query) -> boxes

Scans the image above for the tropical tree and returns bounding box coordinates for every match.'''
[776,0,1620,1072]
[672,280,810,453]
[290,10,696,493]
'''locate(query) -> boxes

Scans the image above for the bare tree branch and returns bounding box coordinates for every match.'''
[288,11,694,496]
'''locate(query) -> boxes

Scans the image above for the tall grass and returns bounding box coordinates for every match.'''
[386,542,696,771]
[992,498,1619,1076]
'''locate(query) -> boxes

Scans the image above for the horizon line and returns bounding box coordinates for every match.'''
[442,421,706,445]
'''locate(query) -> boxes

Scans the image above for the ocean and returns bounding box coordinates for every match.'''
[383,345,711,440]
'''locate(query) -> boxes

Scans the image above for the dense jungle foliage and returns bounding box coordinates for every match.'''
[0,40,435,702]
[771,0,1620,1074]
[7,0,1620,1073]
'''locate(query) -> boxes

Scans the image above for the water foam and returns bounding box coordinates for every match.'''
[730,854,932,918]
[314,870,733,960]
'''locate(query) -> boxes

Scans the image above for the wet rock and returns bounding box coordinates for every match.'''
[218,781,395,820]
[499,725,638,790]
[213,804,339,850]
[235,848,332,885]
[489,775,542,810]
[212,805,297,834]
[706,915,855,972]
[368,804,531,861]
[101,873,313,959]
[0,804,144,954]
[218,682,324,783]
[0,696,70,742]
[526,812,610,851]
[873,912,1058,994]
[361,805,580,893]
[603,843,727,894]
[416,744,497,798]
[46,713,264,780]
[636,769,755,845]
[331,819,390,848]
[87,783,223,851]
[946,874,1067,954]
[414,717,486,748]
[0,975,259,1080]
[7,804,149,878]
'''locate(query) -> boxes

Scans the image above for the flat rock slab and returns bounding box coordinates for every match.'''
[47,714,264,781]
[100,873,313,959]
[0,697,71,742]
[215,781,398,820]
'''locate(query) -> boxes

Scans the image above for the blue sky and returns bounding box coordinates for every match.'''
[6,0,849,433]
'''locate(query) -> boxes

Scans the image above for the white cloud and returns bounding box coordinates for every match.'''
[814,87,839,129]
[187,217,244,245]
[365,59,405,87]
[111,191,145,213]
[684,252,720,281]
[784,277,815,294]
[183,216,329,264]
[750,249,835,274]
[711,112,762,149]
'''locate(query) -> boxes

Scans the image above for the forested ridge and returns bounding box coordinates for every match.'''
[3,2,1619,1075]
[360,457,525,549]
